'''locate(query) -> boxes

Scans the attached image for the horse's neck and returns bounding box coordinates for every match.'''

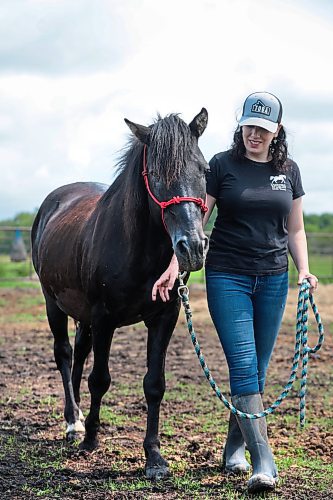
[120,205,171,257]
[89,160,173,268]
[93,194,172,262]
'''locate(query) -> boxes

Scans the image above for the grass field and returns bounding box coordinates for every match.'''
[0,255,34,281]
[1,253,332,287]
[0,282,332,498]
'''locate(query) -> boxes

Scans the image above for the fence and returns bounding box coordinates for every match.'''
[0,228,333,283]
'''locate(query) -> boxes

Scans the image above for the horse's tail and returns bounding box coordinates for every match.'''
[31,197,60,272]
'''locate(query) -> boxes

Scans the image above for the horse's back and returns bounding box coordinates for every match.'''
[32,182,107,243]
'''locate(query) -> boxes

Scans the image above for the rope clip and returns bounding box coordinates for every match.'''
[177,271,189,298]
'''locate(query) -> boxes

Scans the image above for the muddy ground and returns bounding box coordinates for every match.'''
[0,284,332,499]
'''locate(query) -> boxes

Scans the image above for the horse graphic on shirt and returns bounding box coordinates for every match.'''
[270,174,286,191]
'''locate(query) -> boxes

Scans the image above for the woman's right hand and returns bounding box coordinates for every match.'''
[152,254,179,302]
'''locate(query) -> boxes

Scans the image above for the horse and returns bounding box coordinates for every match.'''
[31,108,209,480]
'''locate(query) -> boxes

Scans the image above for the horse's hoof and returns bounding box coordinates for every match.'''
[66,431,81,443]
[79,438,98,452]
[66,420,85,443]
[145,465,169,481]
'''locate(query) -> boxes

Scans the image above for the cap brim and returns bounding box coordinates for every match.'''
[238,117,278,133]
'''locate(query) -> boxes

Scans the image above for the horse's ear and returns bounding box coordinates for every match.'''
[189,108,208,138]
[124,118,150,145]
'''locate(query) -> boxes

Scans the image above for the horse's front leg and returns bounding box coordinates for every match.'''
[143,301,180,480]
[80,305,114,451]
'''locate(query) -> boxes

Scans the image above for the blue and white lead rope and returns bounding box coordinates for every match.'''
[177,276,324,428]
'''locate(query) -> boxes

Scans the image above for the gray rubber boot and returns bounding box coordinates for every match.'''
[222,412,250,474]
[232,393,278,493]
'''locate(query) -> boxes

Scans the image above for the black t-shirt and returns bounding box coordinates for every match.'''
[206,150,305,275]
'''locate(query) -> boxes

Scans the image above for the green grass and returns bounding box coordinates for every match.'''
[17,294,45,306]
[1,374,332,498]
[100,407,140,427]
[0,254,40,288]
[0,254,33,279]
[0,279,40,289]
[1,311,47,323]
[188,268,205,284]
[289,254,333,283]
[2,415,330,498]
[0,249,332,497]
[0,252,332,287]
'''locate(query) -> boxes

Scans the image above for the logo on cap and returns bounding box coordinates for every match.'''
[251,100,271,117]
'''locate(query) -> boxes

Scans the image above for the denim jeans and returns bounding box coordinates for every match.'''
[205,268,288,396]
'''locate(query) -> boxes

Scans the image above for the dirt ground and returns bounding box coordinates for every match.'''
[0,284,332,499]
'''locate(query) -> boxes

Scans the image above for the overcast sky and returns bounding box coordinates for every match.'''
[1,0,332,219]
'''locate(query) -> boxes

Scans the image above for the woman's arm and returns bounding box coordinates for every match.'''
[152,194,216,302]
[287,197,318,292]
[203,194,216,228]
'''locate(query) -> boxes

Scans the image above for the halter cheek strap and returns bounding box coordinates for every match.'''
[142,145,208,232]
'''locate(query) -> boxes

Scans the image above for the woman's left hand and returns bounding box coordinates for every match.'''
[298,272,319,293]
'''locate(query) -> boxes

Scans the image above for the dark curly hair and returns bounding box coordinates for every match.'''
[230,125,289,173]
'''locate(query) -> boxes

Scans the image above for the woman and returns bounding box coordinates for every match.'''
[152,92,318,493]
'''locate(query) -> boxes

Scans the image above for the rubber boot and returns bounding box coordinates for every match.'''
[232,393,278,493]
[222,412,250,474]
[258,393,278,479]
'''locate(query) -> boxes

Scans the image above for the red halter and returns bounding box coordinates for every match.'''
[142,145,208,232]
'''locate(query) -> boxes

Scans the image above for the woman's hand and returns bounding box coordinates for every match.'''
[152,254,179,302]
[298,271,319,293]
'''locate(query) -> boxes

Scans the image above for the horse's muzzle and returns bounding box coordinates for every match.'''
[174,234,209,271]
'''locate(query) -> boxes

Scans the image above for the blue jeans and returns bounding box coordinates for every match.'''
[205,268,288,396]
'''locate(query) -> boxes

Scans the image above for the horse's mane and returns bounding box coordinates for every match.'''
[149,114,193,186]
[99,114,194,238]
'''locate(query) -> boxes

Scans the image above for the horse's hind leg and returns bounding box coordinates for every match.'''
[44,292,84,440]
[143,303,180,480]
[80,304,114,451]
[72,322,92,417]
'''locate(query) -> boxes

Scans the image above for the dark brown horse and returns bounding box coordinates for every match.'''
[31,109,209,479]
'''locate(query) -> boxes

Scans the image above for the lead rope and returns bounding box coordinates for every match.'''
[177,275,324,427]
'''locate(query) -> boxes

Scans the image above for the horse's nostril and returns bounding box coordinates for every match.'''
[175,238,190,258]
[175,236,207,268]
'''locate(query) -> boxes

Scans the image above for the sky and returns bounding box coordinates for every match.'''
[0,0,332,219]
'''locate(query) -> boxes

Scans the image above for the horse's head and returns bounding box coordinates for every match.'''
[124,109,209,272]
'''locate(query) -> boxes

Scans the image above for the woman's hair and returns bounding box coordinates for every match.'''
[230,125,289,172]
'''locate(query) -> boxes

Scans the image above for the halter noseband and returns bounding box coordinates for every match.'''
[142,145,208,232]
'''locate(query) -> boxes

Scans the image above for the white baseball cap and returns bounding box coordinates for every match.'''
[238,92,283,133]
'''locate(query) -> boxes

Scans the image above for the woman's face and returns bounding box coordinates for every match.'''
[242,125,280,162]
